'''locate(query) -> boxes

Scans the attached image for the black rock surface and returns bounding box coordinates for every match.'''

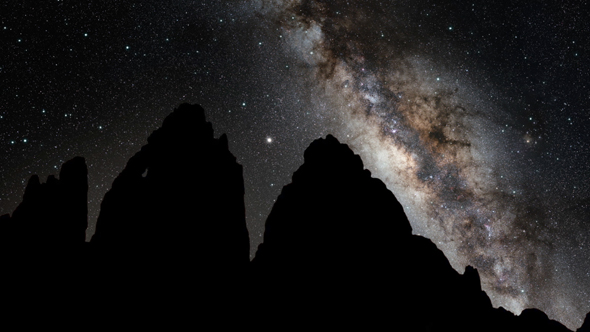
[2,156,88,247]
[91,104,250,273]
[251,134,574,331]
[0,104,585,330]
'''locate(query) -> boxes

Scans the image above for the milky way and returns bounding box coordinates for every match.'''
[252,0,589,327]
[1,1,588,328]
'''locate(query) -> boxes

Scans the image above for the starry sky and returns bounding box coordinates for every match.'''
[1,0,589,328]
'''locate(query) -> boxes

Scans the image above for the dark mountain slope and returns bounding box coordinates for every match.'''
[90,104,250,273]
[251,134,571,332]
[0,104,583,330]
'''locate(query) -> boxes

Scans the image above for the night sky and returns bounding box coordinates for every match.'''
[1,0,589,328]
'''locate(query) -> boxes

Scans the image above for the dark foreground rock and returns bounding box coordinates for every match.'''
[0,104,585,330]
[251,135,482,330]
[2,156,88,247]
[90,104,250,273]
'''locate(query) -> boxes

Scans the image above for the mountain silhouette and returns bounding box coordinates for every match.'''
[250,133,570,331]
[0,103,585,330]
[90,104,249,270]
[2,156,88,247]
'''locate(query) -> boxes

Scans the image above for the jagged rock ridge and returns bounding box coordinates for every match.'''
[91,103,250,272]
[0,156,88,247]
[0,104,585,330]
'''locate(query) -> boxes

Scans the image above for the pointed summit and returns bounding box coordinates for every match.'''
[92,104,249,270]
[8,156,88,246]
[254,134,412,270]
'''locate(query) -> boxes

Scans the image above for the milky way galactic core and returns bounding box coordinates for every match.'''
[1,1,588,328]
[251,0,589,327]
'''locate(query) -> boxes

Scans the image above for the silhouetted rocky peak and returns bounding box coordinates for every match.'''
[0,104,586,330]
[251,135,472,328]
[254,134,412,272]
[3,156,88,246]
[91,103,249,270]
[251,134,580,331]
[296,134,364,181]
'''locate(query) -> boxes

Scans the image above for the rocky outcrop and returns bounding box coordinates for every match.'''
[249,135,486,329]
[253,135,412,270]
[0,104,586,330]
[90,104,250,273]
[0,157,89,302]
[1,156,88,247]
[250,134,576,331]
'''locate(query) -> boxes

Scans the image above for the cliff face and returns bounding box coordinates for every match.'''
[90,104,250,271]
[250,134,571,331]
[253,134,412,270]
[0,157,89,301]
[1,156,88,247]
[250,135,483,330]
[0,104,585,330]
